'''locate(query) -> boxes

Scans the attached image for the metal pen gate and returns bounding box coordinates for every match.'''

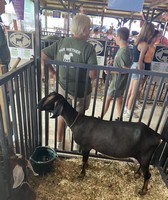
[42,60,168,184]
[0,60,39,199]
[0,59,168,199]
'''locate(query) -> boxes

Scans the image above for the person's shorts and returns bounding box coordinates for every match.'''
[58,85,91,113]
[107,74,128,97]
[107,86,125,97]
[131,62,144,80]
[144,62,151,71]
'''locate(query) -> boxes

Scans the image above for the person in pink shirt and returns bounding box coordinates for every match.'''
[155,30,168,45]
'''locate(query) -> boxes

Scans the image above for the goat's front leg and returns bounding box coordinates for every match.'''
[78,150,90,179]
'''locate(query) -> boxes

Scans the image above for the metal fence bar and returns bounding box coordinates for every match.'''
[20,73,29,158]
[30,66,39,149]
[8,78,20,153]
[100,69,111,119]
[24,69,33,155]
[0,107,12,199]
[44,62,49,146]
[0,60,39,199]
[36,58,42,146]
[139,76,154,122]
[14,75,25,156]
[109,72,122,121]
[92,70,100,117]
[27,68,34,151]
[2,84,14,155]
[147,77,164,127]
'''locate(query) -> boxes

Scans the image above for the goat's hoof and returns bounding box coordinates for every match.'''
[77,173,85,179]
[138,189,147,195]
[134,172,141,179]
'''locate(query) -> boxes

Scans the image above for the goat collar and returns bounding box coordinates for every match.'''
[69,113,81,128]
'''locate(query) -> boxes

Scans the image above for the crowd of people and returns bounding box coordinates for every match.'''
[90,25,115,41]
[90,23,168,48]
[101,22,163,120]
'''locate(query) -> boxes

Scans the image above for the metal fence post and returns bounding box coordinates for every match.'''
[0,65,8,136]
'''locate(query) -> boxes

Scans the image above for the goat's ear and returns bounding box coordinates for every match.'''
[37,92,57,111]
[16,154,23,159]
[12,165,25,188]
[51,104,63,118]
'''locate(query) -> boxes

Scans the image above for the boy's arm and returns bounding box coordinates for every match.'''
[41,51,56,81]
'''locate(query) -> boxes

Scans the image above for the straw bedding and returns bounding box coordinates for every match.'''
[30,157,168,200]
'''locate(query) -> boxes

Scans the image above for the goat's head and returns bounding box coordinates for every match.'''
[37,92,58,111]
[37,92,65,118]
[10,154,38,189]
[37,92,64,111]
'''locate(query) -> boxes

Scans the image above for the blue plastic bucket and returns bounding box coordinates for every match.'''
[30,146,57,175]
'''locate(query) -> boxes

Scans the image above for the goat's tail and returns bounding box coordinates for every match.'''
[161,135,168,143]
[150,138,167,166]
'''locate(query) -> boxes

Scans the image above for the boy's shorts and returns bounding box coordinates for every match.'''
[144,62,151,71]
[58,85,91,113]
[107,74,128,97]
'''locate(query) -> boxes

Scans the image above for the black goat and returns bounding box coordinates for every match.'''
[37,92,165,195]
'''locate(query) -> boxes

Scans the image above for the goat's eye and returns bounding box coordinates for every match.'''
[16,154,22,159]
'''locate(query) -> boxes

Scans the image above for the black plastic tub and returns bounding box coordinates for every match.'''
[30,146,57,175]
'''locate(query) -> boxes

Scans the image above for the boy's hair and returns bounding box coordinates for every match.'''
[70,14,91,37]
[117,27,130,42]
[93,27,99,33]
[135,22,155,45]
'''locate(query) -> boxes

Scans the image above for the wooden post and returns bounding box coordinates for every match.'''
[0,65,8,136]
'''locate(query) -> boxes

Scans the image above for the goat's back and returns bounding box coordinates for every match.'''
[72,116,161,158]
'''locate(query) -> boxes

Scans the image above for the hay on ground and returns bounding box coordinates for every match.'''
[30,157,168,200]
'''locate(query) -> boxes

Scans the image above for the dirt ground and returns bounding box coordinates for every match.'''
[30,157,168,200]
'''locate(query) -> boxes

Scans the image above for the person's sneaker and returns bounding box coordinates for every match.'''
[73,141,79,152]
[135,101,142,110]
[133,111,139,118]
[57,142,63,150]
[115,117,123,121]
[123,110,130,118]
[115,117,119,121]
[123,107,128,114]
[123,111,139,119]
